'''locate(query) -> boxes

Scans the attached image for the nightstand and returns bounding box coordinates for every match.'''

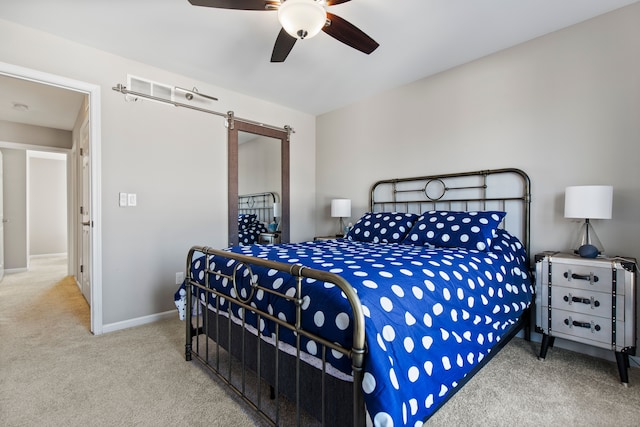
[258,232,280,245]
[313,235,343,241]
[535,252,637,385]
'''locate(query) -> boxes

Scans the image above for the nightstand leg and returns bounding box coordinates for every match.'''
[523,307,532,341]
[615,351,629,386]
[538,334,555,360]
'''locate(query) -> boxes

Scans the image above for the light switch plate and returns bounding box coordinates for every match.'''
[175,272,185,285]
[127,193,137,206]
[119,192,128,207]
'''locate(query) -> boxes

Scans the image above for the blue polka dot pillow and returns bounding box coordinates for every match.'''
[401,210,506,251]
[238,214,258,230]
[346,212,418,243]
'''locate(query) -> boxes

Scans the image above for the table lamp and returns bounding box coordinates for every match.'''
[331,199,351,237]
[270,202,281,232]
[564,185,612,257]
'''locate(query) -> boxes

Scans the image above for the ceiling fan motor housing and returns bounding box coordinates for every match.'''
[278,0,327,40]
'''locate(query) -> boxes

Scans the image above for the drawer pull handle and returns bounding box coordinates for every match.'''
[563,294,600,308]
[563,271,599,284]
[564,317,601,332]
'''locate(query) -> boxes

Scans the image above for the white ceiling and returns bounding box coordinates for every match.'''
[0,0,637,130]
[0,74,85,131]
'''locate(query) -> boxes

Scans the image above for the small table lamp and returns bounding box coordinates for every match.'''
[331,199,351,237]
[564,185,613,257]
[270,202,282,232]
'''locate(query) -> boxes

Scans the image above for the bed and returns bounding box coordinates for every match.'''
[238,191,279,245]
[175,168,533,426]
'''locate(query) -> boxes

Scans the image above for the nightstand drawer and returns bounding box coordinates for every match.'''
[550,285,624,320]
[259,233,281,244]
[549,307,616,347]
[313,236,340,241]
[551,262,618,294]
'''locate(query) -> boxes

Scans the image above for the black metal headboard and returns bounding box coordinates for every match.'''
[370,168,531,257]
[239,191,279,225]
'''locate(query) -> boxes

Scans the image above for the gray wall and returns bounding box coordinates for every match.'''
[28,155,67,255]
[0,120,71,149]
[0,17,317,326]
[316,4,640,360]
[0,150,68,268]
[238,135,281,196]
[0,148,27,270]
[317,4,640,262]
[1,121,72,269]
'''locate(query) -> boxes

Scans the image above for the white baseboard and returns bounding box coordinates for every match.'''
[4,268,28,274]
[30,253,68,259]
[101,310,178,334]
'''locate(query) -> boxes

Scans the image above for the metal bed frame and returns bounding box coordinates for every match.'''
[238,191,279,226]
[184,168,532,426]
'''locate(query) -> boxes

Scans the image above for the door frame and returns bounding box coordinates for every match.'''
[0,150,4,282]
[0,61,103,335]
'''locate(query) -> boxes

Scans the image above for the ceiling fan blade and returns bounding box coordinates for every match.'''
[326,0,352,5]
[323,12,379,55]
[271,28,297,63]
[187,0,275,11]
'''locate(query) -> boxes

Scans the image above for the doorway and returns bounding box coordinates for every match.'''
[0,61,103,334]
[27,150,68,263]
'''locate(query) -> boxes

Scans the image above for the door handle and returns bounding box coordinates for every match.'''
[82,221,93,227]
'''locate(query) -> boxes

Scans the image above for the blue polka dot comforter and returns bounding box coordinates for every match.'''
[175,229,533,426]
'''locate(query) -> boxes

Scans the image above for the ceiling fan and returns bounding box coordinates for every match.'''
[188,0,379,62]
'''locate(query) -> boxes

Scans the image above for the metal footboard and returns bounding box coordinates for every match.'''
[184,245,367,427]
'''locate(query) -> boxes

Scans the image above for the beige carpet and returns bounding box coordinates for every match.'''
[1,256,639,426]
[0,256,263,427]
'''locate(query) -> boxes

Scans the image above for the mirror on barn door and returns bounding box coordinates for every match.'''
[227,119,290,247]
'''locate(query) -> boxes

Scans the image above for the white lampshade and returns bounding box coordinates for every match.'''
[331,199,351,218]
[564,185,613,219]
[273,202,282,218]
[278,0,326,40]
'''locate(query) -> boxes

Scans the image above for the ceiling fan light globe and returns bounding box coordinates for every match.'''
[278,0,326,40]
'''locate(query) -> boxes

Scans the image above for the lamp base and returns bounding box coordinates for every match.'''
[577,244,599,258]
[572,219,604,257]
[336,217,346,237]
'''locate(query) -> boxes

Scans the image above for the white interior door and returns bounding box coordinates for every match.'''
[0,150,5,282]
[78,111,91,303]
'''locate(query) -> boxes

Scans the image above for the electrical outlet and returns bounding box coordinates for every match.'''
[119,192,128,207]
[127,193,137,206]
[175,272,185,285]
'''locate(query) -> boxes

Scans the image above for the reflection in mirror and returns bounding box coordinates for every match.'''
[228,120,289,247]
[238,134,281,245]
[238,135,281,194]
[238,191,280,245]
